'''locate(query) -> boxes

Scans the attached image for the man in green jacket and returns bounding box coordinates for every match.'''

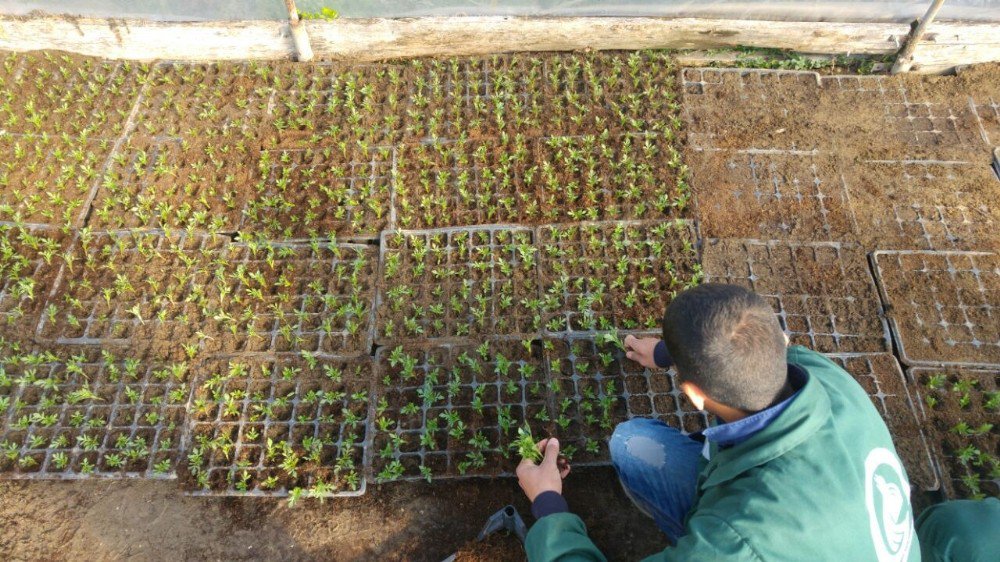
[517,283,920,561]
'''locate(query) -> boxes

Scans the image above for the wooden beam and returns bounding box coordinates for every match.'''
[909,22,1000,73]
[0,16,294,60]
[0,15,995,74]
[308,17,909,59]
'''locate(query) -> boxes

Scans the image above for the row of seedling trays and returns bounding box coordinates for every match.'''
[0,334,705,500]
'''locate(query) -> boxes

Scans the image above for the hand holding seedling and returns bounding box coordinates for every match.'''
[516,438,571,502]
[624,335,660,369]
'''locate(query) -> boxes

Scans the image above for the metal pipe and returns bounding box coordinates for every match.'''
[891,0,947,74]
[284,0,314,62]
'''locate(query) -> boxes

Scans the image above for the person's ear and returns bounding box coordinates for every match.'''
[680,381,708,410]
[784,332,790,346]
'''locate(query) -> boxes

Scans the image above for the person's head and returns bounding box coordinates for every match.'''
[662,283,788,418]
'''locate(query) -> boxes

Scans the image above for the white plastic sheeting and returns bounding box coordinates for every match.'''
[3,0,999,21]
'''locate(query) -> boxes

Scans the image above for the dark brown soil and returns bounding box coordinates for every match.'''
[3,48,1000,558]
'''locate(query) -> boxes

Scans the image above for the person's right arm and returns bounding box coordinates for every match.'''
[624,335,673,369]
[526,511,760,562]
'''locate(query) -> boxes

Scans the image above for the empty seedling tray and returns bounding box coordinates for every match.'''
[872,250,1000,368]
[703,238,891,355]
[686,148,857,241]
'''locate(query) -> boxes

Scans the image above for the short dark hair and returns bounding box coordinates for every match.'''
[663,283,787,412]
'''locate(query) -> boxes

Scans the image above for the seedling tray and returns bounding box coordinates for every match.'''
[703,239,891,355]
[207,238,378,357]
[370,333,711,481]
[0,53,147,139]
[819,74,985,151]
[183,353,372,498]
[0,134,113,228]
[827,354,938,491]
[0,224,70,331]
[134,61,270,138]
[376,225,541,344]
[686,148,857,241]
[370,340,550,482]
[871,250,1000,368]
[395,132,686,229]
[89,136,250,233]
[34,229,228,352]
[843,159,995,251]
[681,67,822,151]
[34,230,378,359]
[397,52,679,141]
[907,367,999,499]
[0,346,189,479]
[538,219,700,336]
[241,145,395,240]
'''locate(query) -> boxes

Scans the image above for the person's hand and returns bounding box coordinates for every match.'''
[516,438,570,502]
[624,335,661,369]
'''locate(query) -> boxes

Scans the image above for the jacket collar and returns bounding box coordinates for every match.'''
[699,362,831,490]
[702,366,806,448]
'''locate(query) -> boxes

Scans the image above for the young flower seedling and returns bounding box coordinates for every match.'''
[512,423,543,463]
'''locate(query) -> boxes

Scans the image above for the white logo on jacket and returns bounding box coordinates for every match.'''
[864,448,914,562]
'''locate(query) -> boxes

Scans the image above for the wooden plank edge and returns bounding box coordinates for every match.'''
[0,15,996,74]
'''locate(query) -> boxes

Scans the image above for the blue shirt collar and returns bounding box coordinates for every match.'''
[702,364,807,449]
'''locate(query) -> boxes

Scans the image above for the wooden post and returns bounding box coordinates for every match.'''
[284,0,314,62]
[891,0,947,74]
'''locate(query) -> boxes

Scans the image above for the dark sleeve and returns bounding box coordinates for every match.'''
[654,340,673,369]
[532,490,569,519]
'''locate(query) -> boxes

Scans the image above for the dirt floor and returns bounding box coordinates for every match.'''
[0,467,666,561]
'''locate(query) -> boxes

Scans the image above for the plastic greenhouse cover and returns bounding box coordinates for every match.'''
[3,0,999,23]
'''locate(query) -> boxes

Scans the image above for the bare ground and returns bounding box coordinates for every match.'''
[0,467,666,561]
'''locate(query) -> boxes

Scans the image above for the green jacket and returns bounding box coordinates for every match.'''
[527,346,921,561]
[916,498,1000,562]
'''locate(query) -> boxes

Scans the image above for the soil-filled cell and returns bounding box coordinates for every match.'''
[184,354,372,497]
[909,367,999,499]
[0,347,189,479]
[703,239,890,354]
[873,251,1000,367]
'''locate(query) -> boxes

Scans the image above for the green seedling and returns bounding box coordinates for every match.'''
[512,423,543,463]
